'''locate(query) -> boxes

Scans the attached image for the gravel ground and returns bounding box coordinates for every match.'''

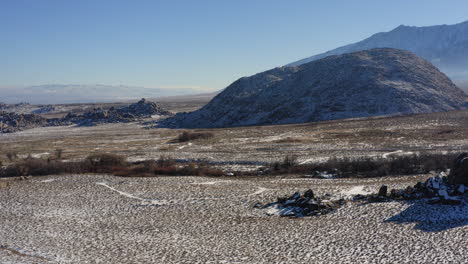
[1,174,466,263]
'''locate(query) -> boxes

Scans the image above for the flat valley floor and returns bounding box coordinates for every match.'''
[0,109,467,263]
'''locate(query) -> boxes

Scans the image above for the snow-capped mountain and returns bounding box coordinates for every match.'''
[288,20,468,82]
[0,84,200,104]
[163,49,465,128]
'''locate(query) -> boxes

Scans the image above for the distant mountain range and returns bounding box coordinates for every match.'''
[288,20,468,83]
[163,49,465,128]
[0,84,201,104]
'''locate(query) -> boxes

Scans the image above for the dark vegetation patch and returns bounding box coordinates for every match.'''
[172,131,215,143]
[0,150,457,179]
[262,153,455,178]
[0,153,224,178]
[274,137,306,143]
[113,157,224,177]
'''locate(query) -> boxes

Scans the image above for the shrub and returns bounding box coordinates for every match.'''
[6,152,17,162]
[0,152,128,178]
[275,137,304,143]
[55,148,63,159]
[112,156,224,177]
[267,153,455,178]
[1,157,68,177]
[175,131,214,142]
[271,155,298,171]
[85,153,126,167]
[155,155,176,168]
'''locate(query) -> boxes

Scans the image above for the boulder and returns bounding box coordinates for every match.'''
[261,189,345,217]
[448,153,468,185]
[378,185,388,197]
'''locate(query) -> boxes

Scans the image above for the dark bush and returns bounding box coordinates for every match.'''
[55,149,63,159]
[85,153,126,167]
[1,157,69,177]
[267,153,455,178]
[271,155,298,171]
[6,152,17,162]
[175,131,214,142]
[274,137,304,143]
[0,153,126,177]
[112,156,224,177]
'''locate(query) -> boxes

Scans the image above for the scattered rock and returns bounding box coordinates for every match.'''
[357,171,466,206]
[260,189,345,217]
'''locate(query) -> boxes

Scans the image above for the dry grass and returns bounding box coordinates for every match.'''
[0,153,224,178]
[1,108,467,172]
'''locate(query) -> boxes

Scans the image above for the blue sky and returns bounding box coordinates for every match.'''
[1,0,468,91]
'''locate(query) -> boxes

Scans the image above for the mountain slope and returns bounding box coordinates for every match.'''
[288,21,468,80]
[162,49,465,128]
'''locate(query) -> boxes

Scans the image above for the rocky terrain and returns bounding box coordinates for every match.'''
[261,159,467,218]
[288,20,468,82]
[50,98,172,126]
[0,99,172,133]
[163,48,465,128]
[0,112,47,133]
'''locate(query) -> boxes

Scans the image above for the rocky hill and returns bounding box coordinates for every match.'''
[162,49,465,128]
[0,112,47,133]
[51,98,173,126]
[288,21,468,82]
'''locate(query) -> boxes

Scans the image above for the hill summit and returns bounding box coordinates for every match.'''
[162,48,465,128]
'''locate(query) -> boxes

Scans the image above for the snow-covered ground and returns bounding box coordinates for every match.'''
[0,174,466,263]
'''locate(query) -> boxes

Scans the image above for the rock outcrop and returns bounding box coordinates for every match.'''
[449,153,468,185]
[0,112,47,133]
[163,48,465,128]
[117,98,172,117]
[31,105,55,114]
[259,189,346,217]
[50,98,172,126]
[356,172,466,205]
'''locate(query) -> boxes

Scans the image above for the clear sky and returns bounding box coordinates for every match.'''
[1,0,468,91]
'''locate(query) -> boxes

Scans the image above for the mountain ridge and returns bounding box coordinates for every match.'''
[288,20,468,81]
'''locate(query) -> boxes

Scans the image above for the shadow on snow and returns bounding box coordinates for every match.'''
[384,199,467,232]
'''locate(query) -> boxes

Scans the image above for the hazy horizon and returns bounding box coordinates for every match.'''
[2,0,468,91]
